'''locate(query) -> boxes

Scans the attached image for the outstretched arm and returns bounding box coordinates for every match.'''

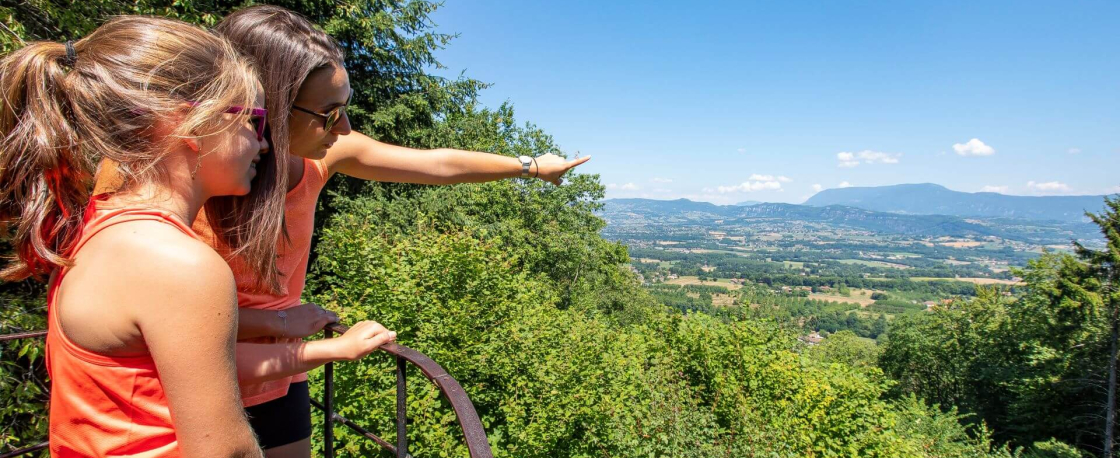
[324,131,590,185]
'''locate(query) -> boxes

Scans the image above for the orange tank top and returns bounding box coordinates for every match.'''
[46,201,199,457]
[193,157,330,406]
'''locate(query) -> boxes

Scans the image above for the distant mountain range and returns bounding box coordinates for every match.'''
[599,197,1103,243]
[803,183,1108,223]
[603,199,996,237]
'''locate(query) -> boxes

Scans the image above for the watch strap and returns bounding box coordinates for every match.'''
[518,155,532,178]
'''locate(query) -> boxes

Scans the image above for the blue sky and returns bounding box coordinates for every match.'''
[429,0,1119,204]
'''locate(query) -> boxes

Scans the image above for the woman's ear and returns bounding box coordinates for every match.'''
[174,102,201,153]
[183,138,201,153]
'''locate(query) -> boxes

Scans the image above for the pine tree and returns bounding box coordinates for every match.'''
[1075,196,1120,458]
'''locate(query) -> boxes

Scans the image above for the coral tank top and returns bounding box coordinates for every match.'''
[46,201,199,457]
[194,157,330,406]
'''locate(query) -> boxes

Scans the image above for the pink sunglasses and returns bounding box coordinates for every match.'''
[182,102,269,141]
[221,106,268,142]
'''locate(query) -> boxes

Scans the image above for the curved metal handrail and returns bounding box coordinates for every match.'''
[322,322,493,458]
[0,330,46,342]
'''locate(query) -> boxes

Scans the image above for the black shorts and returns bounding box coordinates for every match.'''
[245,381,312,449]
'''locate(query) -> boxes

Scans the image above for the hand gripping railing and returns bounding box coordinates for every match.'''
[0,323,493,458]
[318,322,493,458]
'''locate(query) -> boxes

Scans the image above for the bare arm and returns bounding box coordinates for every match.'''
[237,308,283,340]
[130,238,262,457]
[235,321,396,385]
[237,303,338,340]
[324,131,590,185]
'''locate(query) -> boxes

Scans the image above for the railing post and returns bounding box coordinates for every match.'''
[323,327,335,458]
[396,355,407,458]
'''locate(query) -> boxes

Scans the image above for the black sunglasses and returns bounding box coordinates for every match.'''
[292,89,353,131]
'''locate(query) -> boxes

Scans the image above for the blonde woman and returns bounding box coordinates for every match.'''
[0,16,393,457]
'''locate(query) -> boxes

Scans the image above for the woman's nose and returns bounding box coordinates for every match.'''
[332,111,352,136]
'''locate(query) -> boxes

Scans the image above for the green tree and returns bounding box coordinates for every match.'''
[871,314,889,339]
[0,284,47,454]
[879,197,1120,455]
[1074,196,1120,458]
[1022,439,1084,458]
[809,330,880,368]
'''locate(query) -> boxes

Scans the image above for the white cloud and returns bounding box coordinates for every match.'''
[606,183,639,191]
[737,148,747,154]
[838,181,852,188]
[1067,148,1081,154]
[980,185,1008,193]
[1027,181,1071,194]
[748,174,792,183]
[650,177,673,184]
[715,173,794,193]
[953,138,995,156]
[836,150,901,167]
[811,183,823,192]
[859,150,901,164]
[718,180,782,193]
[1109,186,1120,194]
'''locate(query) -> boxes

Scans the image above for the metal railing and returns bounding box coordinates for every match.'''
[0,322,493,458]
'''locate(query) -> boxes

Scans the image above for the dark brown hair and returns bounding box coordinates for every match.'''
[0,16,285,286]
[215,5,344,175]
[212,6,346,291]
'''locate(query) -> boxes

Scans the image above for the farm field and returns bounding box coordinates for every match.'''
[911,277,1024,286]
[838,259,911,269]
[940,241,985,248]
[664,275,743,290]
[712,293,736,306]
[809,288,878,306]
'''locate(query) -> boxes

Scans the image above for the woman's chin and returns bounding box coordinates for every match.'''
[233,176,254,196]
[292,145,329,160]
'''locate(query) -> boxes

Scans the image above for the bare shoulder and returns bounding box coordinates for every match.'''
[75,220,236,313]
[57,219,239,353]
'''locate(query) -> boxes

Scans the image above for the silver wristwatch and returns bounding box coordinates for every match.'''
[518,155,533,178]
